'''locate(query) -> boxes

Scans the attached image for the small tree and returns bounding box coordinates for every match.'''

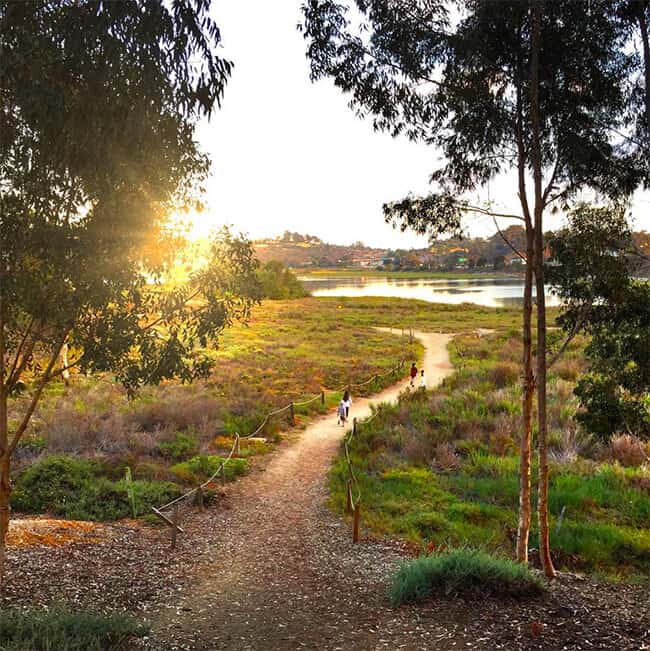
[301,0,645,576]
[0,0,260,587]
[548,204,650,442]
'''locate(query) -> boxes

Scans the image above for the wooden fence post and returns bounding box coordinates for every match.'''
[352,417,357,436]
[289,402,295,426]
[321,390,325,406]
[196,486,204,511]
[171,503,180,550]
[235,434,241,456]
[346,480,352,514]
[352,502,361,543]
[221,463,227,486]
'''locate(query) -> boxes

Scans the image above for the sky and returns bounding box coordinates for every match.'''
[190,1,650,249]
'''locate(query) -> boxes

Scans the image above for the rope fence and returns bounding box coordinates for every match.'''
[344,405,384,543]
[151,353,410,549]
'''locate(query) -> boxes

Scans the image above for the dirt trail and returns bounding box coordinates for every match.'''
[151,332,453,650]
[150,331,649,651]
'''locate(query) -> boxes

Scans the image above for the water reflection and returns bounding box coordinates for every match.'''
[299,275,561,309]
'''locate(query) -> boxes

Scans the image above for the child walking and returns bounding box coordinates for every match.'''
[337,399,347,426]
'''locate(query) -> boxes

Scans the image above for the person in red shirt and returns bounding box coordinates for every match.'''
[409,362,418,387]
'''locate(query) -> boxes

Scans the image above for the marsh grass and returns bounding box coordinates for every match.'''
[10,298,522,522]
[332,328,650,577]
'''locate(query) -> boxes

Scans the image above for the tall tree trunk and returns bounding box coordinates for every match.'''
[530,0,555,578]
[60,342,70,386]
[638,1,650,136]
[0,281,9,591]
[514,60,535,564]
[517,229,535,563]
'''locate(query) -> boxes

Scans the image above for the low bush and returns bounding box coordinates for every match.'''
[11,455,180,520]
[11,456,97,514]
[611,434,649,467]
[157,431,199,461]
[389,549,543,606]
[489,362,519,388]
[170,455,248,484]
[63,478,181,521]
[0,605,148,651]
[257,261,309,299]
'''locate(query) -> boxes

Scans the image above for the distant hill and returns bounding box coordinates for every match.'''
[254,228,650,274]
[253,232,387,268]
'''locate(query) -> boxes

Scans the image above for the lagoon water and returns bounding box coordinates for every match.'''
[299,275,561,309]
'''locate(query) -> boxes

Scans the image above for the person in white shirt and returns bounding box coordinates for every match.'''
[343,390,353,418]
[419,369,426,388]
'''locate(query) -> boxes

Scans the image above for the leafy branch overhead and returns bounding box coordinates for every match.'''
[302,0,649,231]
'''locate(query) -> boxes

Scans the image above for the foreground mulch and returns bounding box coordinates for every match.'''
[2,471,649,650]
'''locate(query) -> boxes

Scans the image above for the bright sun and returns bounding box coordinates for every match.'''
[168,208,224,242]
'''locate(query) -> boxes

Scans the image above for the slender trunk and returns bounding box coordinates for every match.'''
[638,1,650,136]
[517,229,535,563]
[514,57,535,564]
[0,268,8,591]
[0,442,9,594]
[530,0,555,578]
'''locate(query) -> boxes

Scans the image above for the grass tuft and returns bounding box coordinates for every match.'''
[389,548,544,606]
[0,606,148,651]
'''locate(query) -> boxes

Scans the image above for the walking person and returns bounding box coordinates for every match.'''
[337,399,347,426]
[409,362,418,388]
[343,389,353,419]
[420,368,426,389]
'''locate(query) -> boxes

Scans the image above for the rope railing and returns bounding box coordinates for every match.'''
[151,349,411,548]
[343,405,384,543]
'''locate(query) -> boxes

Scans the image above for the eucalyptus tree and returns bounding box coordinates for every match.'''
[0,0,260,587]
[301,0,644,576]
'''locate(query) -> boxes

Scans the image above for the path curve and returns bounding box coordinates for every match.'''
[152,332,453,650]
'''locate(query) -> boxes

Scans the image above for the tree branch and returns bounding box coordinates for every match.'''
[461,203,525,222]
[542,154,561,206]
[8,330,70,454]
[6,318,36,389]
[547,305,590,369]
[493,217,527,261]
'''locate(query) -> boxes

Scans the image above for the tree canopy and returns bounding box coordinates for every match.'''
[0,0,260,584]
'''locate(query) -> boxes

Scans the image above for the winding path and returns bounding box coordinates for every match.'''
[150,331,649,651]
[152,332,454,649]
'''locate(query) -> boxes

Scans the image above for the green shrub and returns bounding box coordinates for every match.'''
[12,455,180,521]
[157,431,199,461]
[0,606,148,651]
[170,455,247,484]
[63,478,180,521]
[16,433,47,454]
[389,549,543,606]
[11,456,97,514]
